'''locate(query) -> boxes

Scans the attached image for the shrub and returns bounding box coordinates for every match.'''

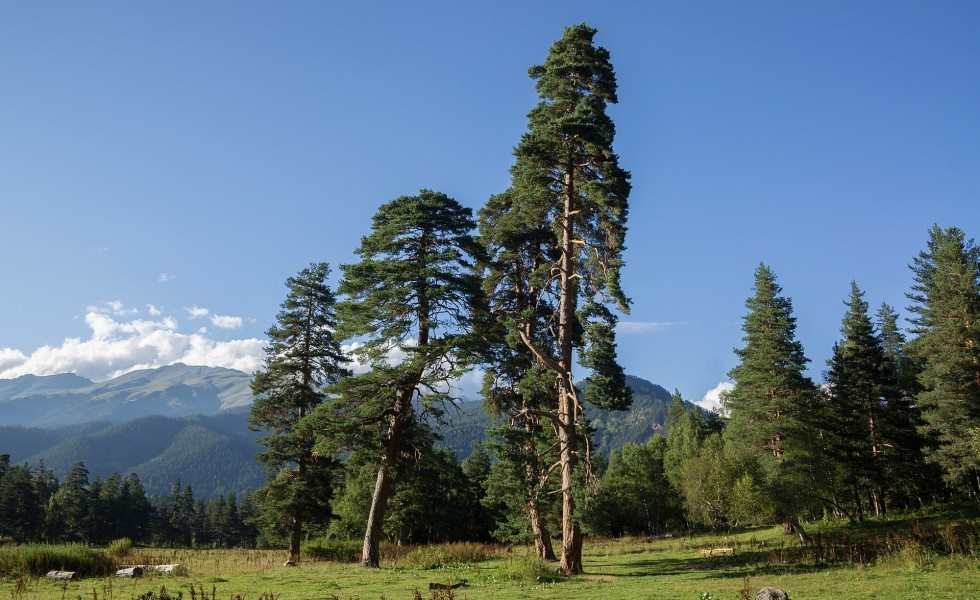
[107,537,134,558]
[303,538,361,563]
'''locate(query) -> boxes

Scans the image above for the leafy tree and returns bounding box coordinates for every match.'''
[249,262,350,563]
[907,225,980,498]
[318,190,483,567]
[588,437,679,536]
[723,264,819,528]
[482,23,632,574]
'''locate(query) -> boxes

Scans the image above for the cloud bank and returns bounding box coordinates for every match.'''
[0,302,263,382]
[615,321,686,335]
[699,381,734,413]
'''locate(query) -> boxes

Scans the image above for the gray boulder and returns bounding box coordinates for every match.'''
[755,587,788,600]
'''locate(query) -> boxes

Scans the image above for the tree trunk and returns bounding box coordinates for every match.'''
[361,388,411,568]
[557,166,583,575]
[529,502,557,561]
[288,516,302,563]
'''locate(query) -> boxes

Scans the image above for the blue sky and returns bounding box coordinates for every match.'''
[1,2,978,408]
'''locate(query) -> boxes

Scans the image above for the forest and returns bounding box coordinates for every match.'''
[1,24,978,587]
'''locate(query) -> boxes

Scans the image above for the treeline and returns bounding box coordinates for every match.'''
[0,458,258,547]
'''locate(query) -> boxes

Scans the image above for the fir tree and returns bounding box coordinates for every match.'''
[724,264,818,527]
[249,262,350,563]
[907,225,980,498]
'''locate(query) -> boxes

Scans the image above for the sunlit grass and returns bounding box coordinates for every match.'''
[2,514,979,600]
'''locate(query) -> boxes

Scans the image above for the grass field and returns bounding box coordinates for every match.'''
[3,514,979,600]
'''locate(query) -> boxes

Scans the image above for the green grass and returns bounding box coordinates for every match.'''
[2,515,979,599]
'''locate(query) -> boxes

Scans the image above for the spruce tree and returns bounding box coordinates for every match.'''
[724,264,818,527]
[907,225,980,498]
[321,190,483,567]
[249,262,350,563]
[481,23,631,574]
[823,282,897,519]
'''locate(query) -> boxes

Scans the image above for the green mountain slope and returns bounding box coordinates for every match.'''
[6,411,264,498]
[432,374,680,461]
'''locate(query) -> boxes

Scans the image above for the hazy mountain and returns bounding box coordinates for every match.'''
[431,374,679,461]
[0,364,682,497]
[0,364,253,427]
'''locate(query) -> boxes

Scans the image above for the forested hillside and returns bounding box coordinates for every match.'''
[0,411,264,498]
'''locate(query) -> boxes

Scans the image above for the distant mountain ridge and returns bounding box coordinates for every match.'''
[0,365,682,497]
[0,364,253,427]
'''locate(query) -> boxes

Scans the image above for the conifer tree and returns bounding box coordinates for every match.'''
[320,190,483,567]
[249,262,350,563]
[823,282,897,518]
[907,225,980,498]
[723,264,818,527]
[480,23,631,574]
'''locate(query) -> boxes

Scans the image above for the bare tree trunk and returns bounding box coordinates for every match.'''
[361,389,411,568]
[529,502,557,561]
[557,167,583,576]
[288,517,302,563]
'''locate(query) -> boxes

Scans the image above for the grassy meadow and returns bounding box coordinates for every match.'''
[2,512,979,600]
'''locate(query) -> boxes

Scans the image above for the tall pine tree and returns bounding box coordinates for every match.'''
[907,225,980,498]
[481,23,631,575]
[249,262,350,563]
[321,190,483,568]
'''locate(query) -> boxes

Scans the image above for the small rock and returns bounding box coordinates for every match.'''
[755,587,788,600]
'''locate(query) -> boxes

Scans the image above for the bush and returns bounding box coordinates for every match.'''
[491,554,561,584]
[392,542,498,569]
[107,537,134,558]
[303,538,361,563]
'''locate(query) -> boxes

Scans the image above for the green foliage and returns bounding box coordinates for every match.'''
[249,263,349,559]
[907,225,980,496]
[491,553,562,584]
[588,437,681,536]
[724,264,820,522]
[303,538,361,562]
[106,537,133,557]
[820,282,927,519]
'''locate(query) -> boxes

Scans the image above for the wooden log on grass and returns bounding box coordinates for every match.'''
[45,571,76,580]
[115,566,144,578]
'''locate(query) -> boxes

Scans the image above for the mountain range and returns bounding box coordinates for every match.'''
[0,365,677,497]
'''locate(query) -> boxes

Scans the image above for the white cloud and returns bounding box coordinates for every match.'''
[185,305,210,319]
[210,314,244,329]
[699,381,734,414]
[0,304,264,382]
[147,304,162,316]
[615,321,685,335]
[158,273,174,283]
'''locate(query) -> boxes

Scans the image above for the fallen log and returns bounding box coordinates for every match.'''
[45,571,76,581]
[115,566,144,578]
[699,547,734,556]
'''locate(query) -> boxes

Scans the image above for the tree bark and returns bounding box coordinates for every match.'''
[529,501,557,561]
[361,388,411,568]
[557,165,583,576]
[288,516,302,563]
